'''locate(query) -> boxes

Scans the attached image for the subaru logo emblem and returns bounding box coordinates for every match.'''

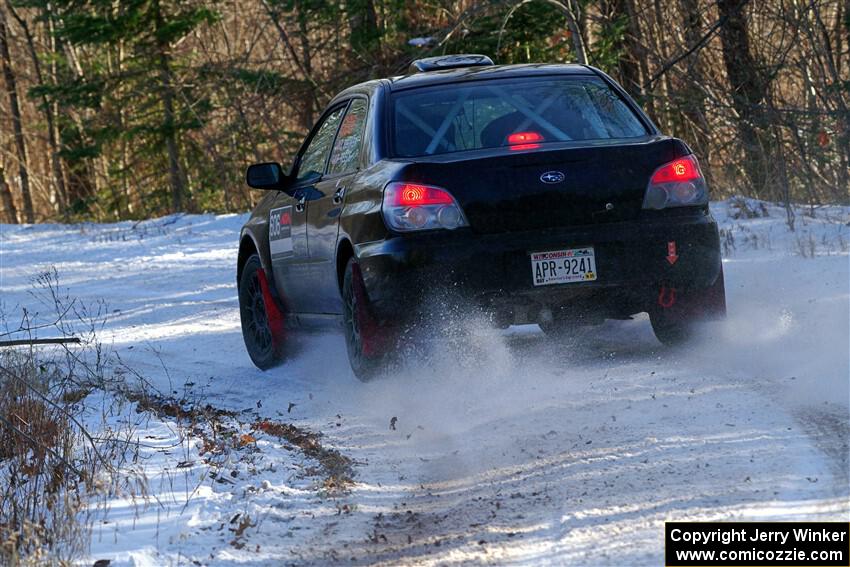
[540,171,565,184]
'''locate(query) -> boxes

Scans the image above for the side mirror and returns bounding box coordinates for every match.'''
[246,162,290,192]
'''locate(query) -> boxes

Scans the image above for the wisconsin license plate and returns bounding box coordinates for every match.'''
[531,247,597,286]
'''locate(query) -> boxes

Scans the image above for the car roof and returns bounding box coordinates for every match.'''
[330,78,384,103]
[387,63,596,91]
[330,63,597,103]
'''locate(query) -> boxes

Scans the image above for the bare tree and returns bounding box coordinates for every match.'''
[153,0,188,213]
[0,164,17,223]
[0,4,33,223]
[5,0,67,216]
[677,0,711,160]
[717,0,775,197]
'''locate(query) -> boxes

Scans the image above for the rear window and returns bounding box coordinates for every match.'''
[391,76,648,157]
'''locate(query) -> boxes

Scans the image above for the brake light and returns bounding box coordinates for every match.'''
[650,157,701,184]
[388,184,454,206]
[508,131,543,151]
[508,131,543,145]
[643,154,708,210]
[382,182,468,232]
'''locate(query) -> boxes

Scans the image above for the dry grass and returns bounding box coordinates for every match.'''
[0,351,90,565]
[0,269,145,565]
[0,268,355,563]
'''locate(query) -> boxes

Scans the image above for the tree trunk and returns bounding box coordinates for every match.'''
[611,0,642,97]
[836,0,845,79]
[154,1,186,213]
[0,165,17,223]
[651,0,673,132]
[717,0,774,198]
[0,6,34,223]
[261,0,323,128]
[842,0,850,201]
[677,0,710,161]
[347,0,380,65]
[620,0,654,116]
[295,1,316,130]
[6,0,68,217]
[560,0,587,65]
[810,0,850,203]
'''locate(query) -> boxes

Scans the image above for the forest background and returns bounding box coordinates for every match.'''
[0,0,846,223]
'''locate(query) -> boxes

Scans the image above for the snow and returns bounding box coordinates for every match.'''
[408,37,436,47]
[0,199,848,566]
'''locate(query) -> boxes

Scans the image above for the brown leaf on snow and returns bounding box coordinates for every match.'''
[253,418,354,493]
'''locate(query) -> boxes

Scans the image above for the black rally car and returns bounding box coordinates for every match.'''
[237,55,726,379]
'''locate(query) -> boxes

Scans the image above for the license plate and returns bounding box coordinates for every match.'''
[531,247,597,286]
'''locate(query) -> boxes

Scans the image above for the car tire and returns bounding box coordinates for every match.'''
[649,312,693,346]
[239,254,285,370]
[342,257,386,381]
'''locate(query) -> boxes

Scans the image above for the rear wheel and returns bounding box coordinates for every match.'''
[342,258,387,381]
[239,254,285,370]
[649,311,693,346]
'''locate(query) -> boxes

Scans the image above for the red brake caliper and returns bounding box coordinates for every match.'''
[256,268,286,352]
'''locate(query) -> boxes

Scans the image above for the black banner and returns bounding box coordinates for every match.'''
[666,522,850,566]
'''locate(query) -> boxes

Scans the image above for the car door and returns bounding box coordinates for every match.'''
[305,98,370,315]
[268,190,309,314]
[271,104,346,314]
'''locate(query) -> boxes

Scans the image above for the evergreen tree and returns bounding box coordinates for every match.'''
[44,0,218,215]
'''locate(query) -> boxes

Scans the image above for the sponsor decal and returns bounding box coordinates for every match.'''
[269,206,293,257]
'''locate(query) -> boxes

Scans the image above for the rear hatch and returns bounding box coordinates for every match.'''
[396,137,688,234]
[388,71,689,233]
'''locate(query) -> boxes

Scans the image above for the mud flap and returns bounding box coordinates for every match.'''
[256,268,286,355]
[701,265,727,319]
[657,265,727,323]
[350,262,393,357]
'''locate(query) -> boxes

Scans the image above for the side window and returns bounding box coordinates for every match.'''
[296,106,345,184]
[327,99,368,176]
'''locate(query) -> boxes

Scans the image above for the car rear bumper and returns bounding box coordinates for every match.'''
[356,210,723,324]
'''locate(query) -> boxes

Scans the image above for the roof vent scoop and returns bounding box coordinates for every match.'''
[408,54,494,74]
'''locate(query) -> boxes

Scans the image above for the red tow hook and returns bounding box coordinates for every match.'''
[658,285,677,309]
[257,268,286,350]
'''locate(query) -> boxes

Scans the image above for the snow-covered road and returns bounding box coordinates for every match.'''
[1,199,848,566]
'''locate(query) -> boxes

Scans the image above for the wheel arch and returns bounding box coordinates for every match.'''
[336,238,355,294]
[237,234,260,288]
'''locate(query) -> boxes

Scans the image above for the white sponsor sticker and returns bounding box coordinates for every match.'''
[269,206,293,257]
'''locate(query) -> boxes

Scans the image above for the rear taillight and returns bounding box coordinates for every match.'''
[382,182,469,232]
[642,154,708,210]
